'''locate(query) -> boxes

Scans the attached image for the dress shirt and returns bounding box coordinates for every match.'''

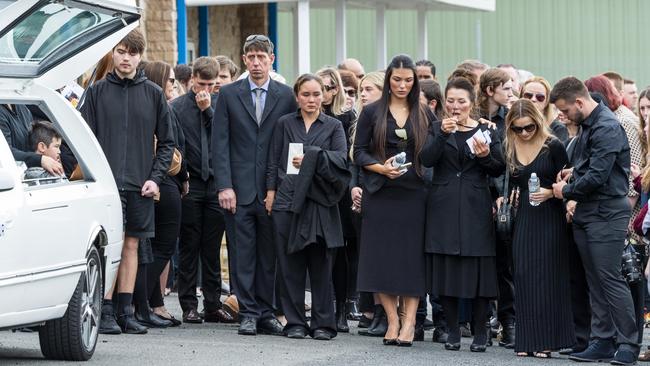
[562,102,631,201]
[249,77,270,111]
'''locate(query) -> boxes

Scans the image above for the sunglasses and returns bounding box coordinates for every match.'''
[324,84,337,92]
[522,92,546,103]
[510,124,537,134]
[246,34,270,42]
[344,89,357,97]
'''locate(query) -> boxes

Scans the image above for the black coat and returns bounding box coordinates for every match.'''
[212,78,297,205]
[81,71,174,191]
[0,104,39,167]
[421,122,505,256]
[287,148,351,254]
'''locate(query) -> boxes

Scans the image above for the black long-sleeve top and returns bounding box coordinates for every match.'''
[0,104,40,167]
[562,102,630,202]
[323,104,356,150]
[170,89,217,181]
[80,71,174,191]
[267,110,348,211]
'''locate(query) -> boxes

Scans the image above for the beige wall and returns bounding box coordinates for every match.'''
[139,3,267,71]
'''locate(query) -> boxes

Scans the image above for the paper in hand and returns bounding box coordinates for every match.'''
[286,143,303,175]
[466,129,489,154]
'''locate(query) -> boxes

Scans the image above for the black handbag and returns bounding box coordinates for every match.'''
[496,172,515,241]
[622,237,644,284]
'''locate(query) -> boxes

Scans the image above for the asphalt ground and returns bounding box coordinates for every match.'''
[1,293,647,365]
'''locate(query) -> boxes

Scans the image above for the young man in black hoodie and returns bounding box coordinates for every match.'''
[81,29,174,334]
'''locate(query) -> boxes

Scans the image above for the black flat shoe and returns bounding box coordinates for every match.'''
[312,329,332,341]
[258,317,284,336]
[135,311,172,328]
[155,313,182,327]
[286,327,307,339]
[445,342,461,351]
[238,317,257,336]
[117,314,148,335]
[383,338,398,346]
[470,344,487,352]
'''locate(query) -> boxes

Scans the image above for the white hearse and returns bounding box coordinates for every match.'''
[0,0,140,361]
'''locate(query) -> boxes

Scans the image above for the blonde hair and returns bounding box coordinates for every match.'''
[478,68,511,117]
[504,99,552,173]
[316,67,346,116]
[520,76,553,125]
[349,71,385,161]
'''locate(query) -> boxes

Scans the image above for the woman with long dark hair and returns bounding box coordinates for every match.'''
[422,76,505,352]
[354,54,432,346]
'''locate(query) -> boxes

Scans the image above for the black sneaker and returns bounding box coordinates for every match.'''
[569,339,616,363]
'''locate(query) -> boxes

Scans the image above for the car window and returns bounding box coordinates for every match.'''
[4,103,89,189]
[0,1,15,12]
[0,2,113,64]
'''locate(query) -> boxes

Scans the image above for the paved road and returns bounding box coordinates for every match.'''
[0,294,643,365]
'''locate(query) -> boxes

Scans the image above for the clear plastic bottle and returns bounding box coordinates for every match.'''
[392,152,406,168]
[528,172,540,207]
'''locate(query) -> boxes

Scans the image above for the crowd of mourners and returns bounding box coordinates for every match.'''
[4,28,650,365]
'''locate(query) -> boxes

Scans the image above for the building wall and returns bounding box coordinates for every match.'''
[277,0,650,88]
[139,3,266,71]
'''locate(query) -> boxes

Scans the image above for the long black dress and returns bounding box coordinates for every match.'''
[354,103,428,297]
[510,137,575,352]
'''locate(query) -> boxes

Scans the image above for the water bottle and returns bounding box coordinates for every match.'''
[392,152,406,168]
[528,172,540,207]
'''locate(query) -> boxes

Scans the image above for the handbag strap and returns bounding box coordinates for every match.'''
[502,171,510,203]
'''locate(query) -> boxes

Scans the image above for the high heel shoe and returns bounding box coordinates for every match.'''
[397,324,415,347]
[383,338,398,346]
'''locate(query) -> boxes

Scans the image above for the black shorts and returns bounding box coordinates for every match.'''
[119,190,155,239]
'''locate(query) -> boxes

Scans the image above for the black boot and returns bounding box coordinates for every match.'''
[99,302,121,335]
[358,305,387,337]
[117,306,148,335]
[346,299,362,321]
[336,302,349,332]
[499,323,515,348]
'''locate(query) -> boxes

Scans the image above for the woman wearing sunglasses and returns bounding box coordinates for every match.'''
[504,99,574,358]
[520,77,569,144]
[315,67,359,333]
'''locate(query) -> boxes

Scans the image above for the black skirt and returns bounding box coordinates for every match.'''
[428,254,498,298]
[357,185,427,297]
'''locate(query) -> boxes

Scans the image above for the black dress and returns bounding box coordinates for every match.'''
[354,104,427,297]
[510,138,575,352]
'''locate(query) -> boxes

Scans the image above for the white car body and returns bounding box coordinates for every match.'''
[0,0,140,360]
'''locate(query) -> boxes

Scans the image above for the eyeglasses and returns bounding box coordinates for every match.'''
[344,88,357,97]
[522,92,546,103]
[324,84,337,92]
[510,124,537,134]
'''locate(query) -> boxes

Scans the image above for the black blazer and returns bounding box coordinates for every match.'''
[212,78,297,206]
[421,122,505,257]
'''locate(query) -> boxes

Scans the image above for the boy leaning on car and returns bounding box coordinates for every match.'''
[80,29,174,335]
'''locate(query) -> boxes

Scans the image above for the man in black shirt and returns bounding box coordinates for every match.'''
[551,77,638,364]
[81,29,174,335]
[171,57,233,324]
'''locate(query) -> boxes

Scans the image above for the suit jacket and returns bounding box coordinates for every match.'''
[421,121,505,256]
[288,148,351,254]
[212,78,297,205]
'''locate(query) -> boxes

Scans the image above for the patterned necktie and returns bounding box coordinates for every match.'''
[255,88,264,124]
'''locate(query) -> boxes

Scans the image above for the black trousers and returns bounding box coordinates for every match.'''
[567,225,591,350]
[630,248,647,344]
[573,198,638,347]
[178,178,225,312]
[147,182,182,308]
[224,199,276,320]
[273,211,336,336]
[495,237,515,326]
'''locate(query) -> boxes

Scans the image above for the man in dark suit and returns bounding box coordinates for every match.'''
[212,35,297,336]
